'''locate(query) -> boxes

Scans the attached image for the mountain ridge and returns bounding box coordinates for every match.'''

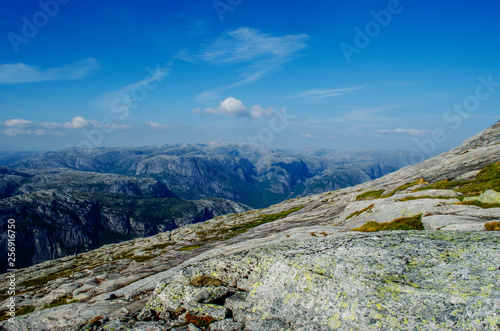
[7,144,418,208]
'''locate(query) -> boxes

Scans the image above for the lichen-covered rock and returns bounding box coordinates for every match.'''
[147,231,500,330]
[209,318,244,331]
[464,189,500,204]
[422,215,488,231]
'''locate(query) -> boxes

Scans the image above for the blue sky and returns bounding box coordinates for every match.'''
[0,0,499,154]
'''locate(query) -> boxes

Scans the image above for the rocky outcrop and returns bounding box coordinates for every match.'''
[142,231,499,330]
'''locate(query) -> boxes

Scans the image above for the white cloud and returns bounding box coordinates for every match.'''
[195,97,275,118]
[306,105,400,124]
[301,133,316,139]
[34,129,67,136]
[203,97,247,116]
[107,123,131,130]
[4,128,66,136]
[249,105,274,118]
[2,116,131,136]
[201,27,308,64]
[196,28,308,101]
[374,128,432,136]
[145,121,169,129]
[287,86,363,101]
[0,58,100,83]
[63,116,89,129]
[5,128,30,136]
[4,119,34,127]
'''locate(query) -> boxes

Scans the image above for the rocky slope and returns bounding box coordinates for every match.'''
[0,122,499,330]
[8,144,416,208]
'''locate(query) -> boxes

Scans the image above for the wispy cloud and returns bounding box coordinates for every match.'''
[4,128,67,136]
[306,105,400,124]
[374,128,432,136]
[145,121,169,129]
[2,116,130,136]
[301,133,317,139]
[4,119,34,127]
[95,65,170,110]
[287,86,363,101]
[194,97,275,118]
[0,58,100,83]
[195,28,308,101]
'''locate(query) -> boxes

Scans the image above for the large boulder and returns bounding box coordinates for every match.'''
[144,231,500,330]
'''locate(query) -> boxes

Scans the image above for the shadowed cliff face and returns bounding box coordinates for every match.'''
[0,171,250,272]
[7,144,417,208]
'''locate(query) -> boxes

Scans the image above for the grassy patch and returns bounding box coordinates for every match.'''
[351,214,424,232]
[416,162,500,196]
[485,221,500,231]
[198,206,304,242]
[189,275,223,287]
[177,244,202,251]
[130,254,158,262]
[345,204,374,220]
[0,305,35,321]
[112,250,157,262]
[18,266,77,288]
[43,295,77,310]
[145,242,174,251]
[382,179,425,198]
[355,180,425,201]
[356,190,384,201]
[460,200,500,209]
[241,206,304,229]
[397,196,456,202]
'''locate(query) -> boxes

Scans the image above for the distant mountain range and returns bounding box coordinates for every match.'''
[4,144,417,208]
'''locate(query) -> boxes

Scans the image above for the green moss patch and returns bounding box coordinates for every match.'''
[356,190,384,201]
[351,214,424,232]
[460,200,500,209]
[0,305,35,321]
[145,242,174,251]
[397,196,456,202]
[416,162,500,196]
[43,295,77,310]
[18,266,78,288]
[197,206,304,242]
[177,244,202,251]
[345,204,374,220]
[355,180,425,201]
[189,275,223,287]
[382,179,425,198]
[130,254,158,262]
